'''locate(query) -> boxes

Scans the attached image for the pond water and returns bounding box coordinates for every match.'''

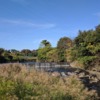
[20,62,76,73]
[1,62,78,73]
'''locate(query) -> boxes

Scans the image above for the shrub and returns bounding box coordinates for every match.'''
[0,64,99,100]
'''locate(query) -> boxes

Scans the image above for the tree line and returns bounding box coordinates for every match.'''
[0,48,37,63]
[37,24,100,70]
[1,24,100,70]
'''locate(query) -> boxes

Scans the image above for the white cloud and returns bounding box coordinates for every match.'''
[33,39,45,44]
[93,12,100,16]
[33,40,38,43]
[0,19,56,29]
[39,24,56,28]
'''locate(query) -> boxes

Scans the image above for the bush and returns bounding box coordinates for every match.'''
[18,56,25,62]
[0,64,99,100]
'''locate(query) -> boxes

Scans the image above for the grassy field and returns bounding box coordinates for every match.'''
[0,63,99,100]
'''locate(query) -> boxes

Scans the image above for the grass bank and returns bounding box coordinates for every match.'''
[0,63,99,100]
[0,55,37,63]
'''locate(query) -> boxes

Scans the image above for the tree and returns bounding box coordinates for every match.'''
[21,49,32,56]
[11,49,18,53]
[39,40,51,48]
[38,40,52,61]
[0,55,6,63]
[15,52,23,56]
[38,47,52,62]
[31,50,36,54]
[73,26,100,69]
[46,47,58,62]
[95,24,100,43]
[0,48,4,55]
[57,37,73,62]
[3,51,13,61]
[28,53,33,56]
[32,50,38,57]
[7,50,11,53]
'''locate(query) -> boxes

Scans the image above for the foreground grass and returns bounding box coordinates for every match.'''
[0,64,99,100]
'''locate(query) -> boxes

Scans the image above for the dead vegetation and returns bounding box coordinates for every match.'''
[0,63,99,100]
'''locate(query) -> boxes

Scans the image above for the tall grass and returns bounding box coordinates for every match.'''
[0,63,99,100]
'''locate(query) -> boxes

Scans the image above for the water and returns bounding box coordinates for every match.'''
[20,62,72,72]
[0,62,75,72]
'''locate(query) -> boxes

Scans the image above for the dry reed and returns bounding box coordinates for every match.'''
[0,63,99,100]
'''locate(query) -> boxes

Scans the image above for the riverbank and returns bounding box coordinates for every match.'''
[45,67,100,93]
[0,63,99,100]
[0,56,37,63]
[70,60,100,79]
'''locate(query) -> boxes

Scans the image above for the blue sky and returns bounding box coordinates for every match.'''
[0,0,100,51]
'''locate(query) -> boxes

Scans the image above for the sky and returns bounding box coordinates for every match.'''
[0,0,100,51]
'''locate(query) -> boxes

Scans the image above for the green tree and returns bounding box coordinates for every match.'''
[3,52,13,61]
[11,49,18,53]
[15,52,24,56]
[95,24,100,43]
[57,37,73,62]
[38,40,52,62]
[38,47,52,62]
[32,49,38,57]
[39,40,51,48]
[73,25,100,69]
[28,53,33,56]
[21,49,31,56]
[46,47,58,62]
[0,48,4,55]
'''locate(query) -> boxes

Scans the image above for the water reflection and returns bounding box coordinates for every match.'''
[1,62,75,73]
[21,62,71,72]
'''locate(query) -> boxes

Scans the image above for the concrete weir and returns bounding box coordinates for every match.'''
[35,62,70,68]
[55,65,70,67]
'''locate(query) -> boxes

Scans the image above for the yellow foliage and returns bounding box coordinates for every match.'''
[79,43,83,45]
[86,43,94,49]
[66,49,71,53]
[66,43,71,47]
